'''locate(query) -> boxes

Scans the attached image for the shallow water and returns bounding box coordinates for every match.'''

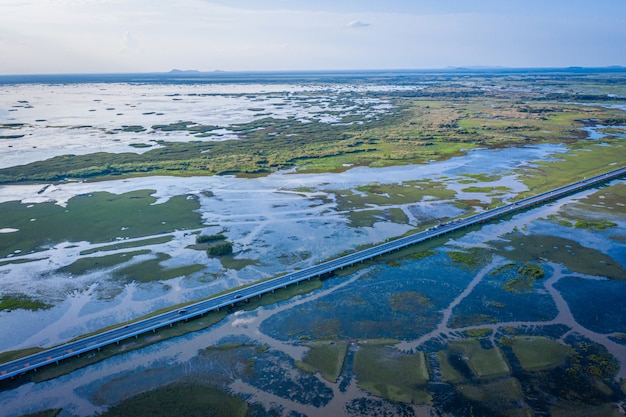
[0,142,571,351]
[0,82,397,168]
[0,189,624,417]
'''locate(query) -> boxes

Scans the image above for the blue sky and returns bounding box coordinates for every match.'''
[1,0,624,74]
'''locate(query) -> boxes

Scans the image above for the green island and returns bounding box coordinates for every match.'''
[0,294,52,312]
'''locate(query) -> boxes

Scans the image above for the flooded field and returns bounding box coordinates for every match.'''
[1,73,625,416]
[1,181,624,417]
[0,134,574,352]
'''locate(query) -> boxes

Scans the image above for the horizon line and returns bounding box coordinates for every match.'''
[1,65,626,79]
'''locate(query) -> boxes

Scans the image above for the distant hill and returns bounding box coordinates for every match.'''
[168,69,201,74]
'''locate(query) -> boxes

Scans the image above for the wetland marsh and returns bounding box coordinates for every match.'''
[0,69,625,416]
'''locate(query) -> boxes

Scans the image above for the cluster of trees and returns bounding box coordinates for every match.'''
[196,233,232,257]
[196,233,226,244]
[206,241,233,257]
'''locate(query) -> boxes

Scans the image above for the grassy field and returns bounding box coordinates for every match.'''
[0,190,202,257]
[353,343,431,404]
[516,141,626,197]
[99,382,248,417]
[79,236,174,255]
[436,350,463,383]
[0,294,52,312]
[296,340,348,382]
[457,378,528,416]
[509,336,573,371]
[447,339,510,378]
[492,232,626,280]
[57,250,206,284]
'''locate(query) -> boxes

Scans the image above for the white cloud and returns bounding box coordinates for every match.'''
[347,20,370,28]
[120,31,138,54]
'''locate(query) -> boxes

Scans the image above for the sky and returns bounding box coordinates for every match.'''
[0,0,625,74]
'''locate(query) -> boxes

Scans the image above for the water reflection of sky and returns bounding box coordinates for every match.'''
[0,183,624,416]
[0,83,396,169]
[0,143,598,353]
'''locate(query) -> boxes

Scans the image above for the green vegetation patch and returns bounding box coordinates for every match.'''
[450,313,498,328]
[219,255,258,270]
[517,141,626,197]
[354,344,431,404]
[0,190,202,257]
[58,250,151,276]
[344,209,384,228]
[79,235,174,255]
[2,92,625,183]
[568,340,619,381]
[207,241,233,257]
[121,125,146,133]
[333,180,455,212]
[503,262,545,294]
[196,233,226,244]
[0,347,45,365]
[112,252,205,283]
[0,294,52,312]
[492,232,626,280]
[447,339,510,378]
[503,276,535,294]
[436,350,463,384]
[509,336,573,371]
[457,378,527,416]
[460,186,511,194]
[19,410,61,417]
[570,183,626,214]
[389,291,432,311]
[447,247,492,269]
[0,257,43,267]
[461,173,502,182]
[463,328,493,338]
[99,382,248,417]
[574,220,618,230]
[59,250,205,283]
[128,143,152,149]
[296,340,348,382]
